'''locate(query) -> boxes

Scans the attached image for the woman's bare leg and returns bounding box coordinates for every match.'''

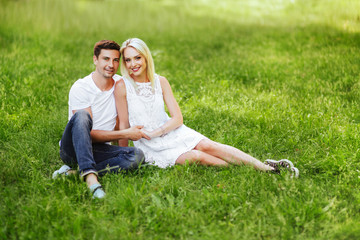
[194,139,273,171]
[175,149,228,166]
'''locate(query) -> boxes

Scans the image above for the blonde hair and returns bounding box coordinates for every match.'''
[120,38,155,88]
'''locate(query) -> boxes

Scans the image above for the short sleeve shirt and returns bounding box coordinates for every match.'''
[68,73,121,131]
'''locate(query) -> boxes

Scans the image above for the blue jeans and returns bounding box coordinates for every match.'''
[59,110,145,177]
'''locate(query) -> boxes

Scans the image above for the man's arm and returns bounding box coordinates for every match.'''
[91,126,146,143]
[72,107,148,143]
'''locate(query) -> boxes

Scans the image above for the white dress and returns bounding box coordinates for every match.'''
[123,75,207,168]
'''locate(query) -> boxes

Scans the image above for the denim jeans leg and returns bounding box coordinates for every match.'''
[92,143,145,176]
[59,110,97,176]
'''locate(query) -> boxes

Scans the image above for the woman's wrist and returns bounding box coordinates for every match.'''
[160,126,166,136]
[150,126,166,138]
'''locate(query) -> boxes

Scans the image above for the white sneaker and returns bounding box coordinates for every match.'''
[89,183,106,199]
[264,159,299,178]
[52,165,72,179]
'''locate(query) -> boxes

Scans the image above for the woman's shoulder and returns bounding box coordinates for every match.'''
[156,75,168,84]
[113,74,122,82]
[115,77,125,87]
[156,74,172,92]
[114,77,128,95]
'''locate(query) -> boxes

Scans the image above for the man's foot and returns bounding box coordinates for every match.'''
[52,165,76,179]
[264,159,299,178]
[89,183,106,199]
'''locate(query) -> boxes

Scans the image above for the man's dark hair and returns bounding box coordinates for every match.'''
[93,40,120,58]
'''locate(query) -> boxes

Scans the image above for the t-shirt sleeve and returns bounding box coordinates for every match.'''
[113,74,121,82]
[68,83,92,110]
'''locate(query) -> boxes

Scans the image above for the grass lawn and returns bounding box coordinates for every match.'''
[1,0,360,239]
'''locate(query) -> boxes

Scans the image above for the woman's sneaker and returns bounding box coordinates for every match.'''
[264,159,299,178]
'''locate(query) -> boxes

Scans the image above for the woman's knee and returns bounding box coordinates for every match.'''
[188,150,206,163]
[195,139,216,152]
[188,150,203,161]
[176,150,201,165]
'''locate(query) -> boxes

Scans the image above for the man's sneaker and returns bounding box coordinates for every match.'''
[89,183,106,199]
[52,164,72,179]
[264,159,299,178]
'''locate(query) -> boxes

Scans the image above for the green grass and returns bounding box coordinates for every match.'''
[1,0,360,239]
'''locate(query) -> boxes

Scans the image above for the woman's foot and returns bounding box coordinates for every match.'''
[264,159,299,178]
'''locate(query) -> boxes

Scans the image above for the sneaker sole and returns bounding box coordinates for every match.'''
[265,159,299,178]
[291,167,300,178]
[278,159,295,169]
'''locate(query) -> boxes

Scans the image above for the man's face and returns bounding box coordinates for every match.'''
[93,49,120,79]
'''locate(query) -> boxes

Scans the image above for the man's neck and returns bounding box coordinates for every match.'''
[92,72,114,91]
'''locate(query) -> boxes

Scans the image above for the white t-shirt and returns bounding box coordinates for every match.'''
[68,73,121,131]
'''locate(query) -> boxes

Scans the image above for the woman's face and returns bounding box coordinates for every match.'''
[123,47,147,79]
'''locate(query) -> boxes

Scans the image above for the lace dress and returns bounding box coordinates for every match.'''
[123,75,207,168]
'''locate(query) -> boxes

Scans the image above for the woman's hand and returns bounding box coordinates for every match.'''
[140,127,166,139]
[141,129,155,139]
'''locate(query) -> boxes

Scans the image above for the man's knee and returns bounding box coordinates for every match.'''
[72,110,93,128]
[70,110,93,129]
[133,148,145,166]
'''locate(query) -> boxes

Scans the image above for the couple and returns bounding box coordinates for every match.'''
[53,39,299,199]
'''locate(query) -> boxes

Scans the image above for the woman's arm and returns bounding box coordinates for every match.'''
[114,79,131,147]
[143,76,183,138]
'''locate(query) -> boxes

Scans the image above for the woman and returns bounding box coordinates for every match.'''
[114,38,299,177]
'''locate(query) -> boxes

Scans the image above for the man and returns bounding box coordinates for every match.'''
[53,40,149,199]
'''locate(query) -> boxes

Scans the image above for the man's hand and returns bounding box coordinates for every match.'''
[125,126,151,140]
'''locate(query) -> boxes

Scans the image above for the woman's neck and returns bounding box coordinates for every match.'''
[132,73,149,83]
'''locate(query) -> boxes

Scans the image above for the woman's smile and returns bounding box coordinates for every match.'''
[132,67,140,72]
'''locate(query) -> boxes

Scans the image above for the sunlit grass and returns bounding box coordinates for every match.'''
[1,0,360,239]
